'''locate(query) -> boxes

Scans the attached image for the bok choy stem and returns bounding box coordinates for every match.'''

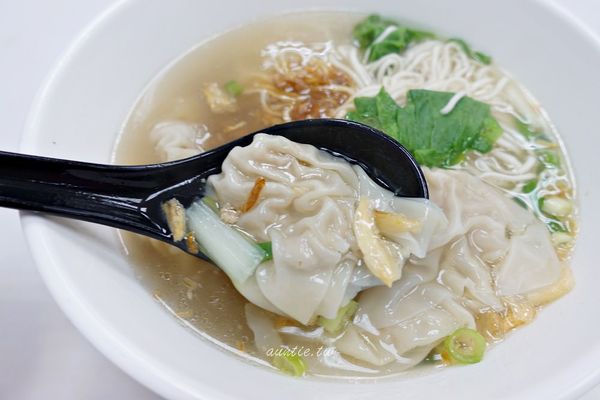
[186,199,266,284]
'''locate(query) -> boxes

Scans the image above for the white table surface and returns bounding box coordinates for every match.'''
[0,1,598,399]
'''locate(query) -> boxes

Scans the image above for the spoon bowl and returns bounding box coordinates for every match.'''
[0,119,427,260]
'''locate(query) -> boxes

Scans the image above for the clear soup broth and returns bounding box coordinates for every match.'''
[114,11,576,378]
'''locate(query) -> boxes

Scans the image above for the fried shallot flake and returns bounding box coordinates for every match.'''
[254,46,356,122]
[274,60,353,119]
[241,177,266,212]
[162,198,186,241]
[185,232,200,254]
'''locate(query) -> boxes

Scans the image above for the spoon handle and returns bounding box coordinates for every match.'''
[0,151,167,238]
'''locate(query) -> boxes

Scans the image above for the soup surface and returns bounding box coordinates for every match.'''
[114,12,577,378]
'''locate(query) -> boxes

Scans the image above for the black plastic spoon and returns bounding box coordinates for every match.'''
[0,119,427,259]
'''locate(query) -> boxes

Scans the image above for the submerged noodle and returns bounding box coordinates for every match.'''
[254,40,564,194]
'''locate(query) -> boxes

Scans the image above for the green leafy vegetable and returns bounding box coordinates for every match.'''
[443,328,486,364]
[258,242,273,261]
[317,300,359,335]
[352,15,493,64]
[224,80,244,97]
[272,351,307,377]
[448,38,492,65]
[353,15,434,62]
[347,88,502,167]
[353,15,395,48]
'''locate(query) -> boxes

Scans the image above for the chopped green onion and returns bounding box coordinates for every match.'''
[224,80,244,97]
[272,351,307,377]
[186,199,266,284]
[541,196,572,218]
[258,242,273,261]
[537,196,545,211]
[537,149,561,168]
[514,118,541,140]
[548,220,568,233]
[317,300,359,335]
[443,328,486,364]
[522,179,537,194]
[513,197,528,209]
[202,196,220,214]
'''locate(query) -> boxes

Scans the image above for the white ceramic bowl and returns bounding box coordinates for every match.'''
[20,0,600,399]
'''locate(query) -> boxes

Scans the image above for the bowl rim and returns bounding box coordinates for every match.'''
[18,0,600,399]
[19,1,199,399]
